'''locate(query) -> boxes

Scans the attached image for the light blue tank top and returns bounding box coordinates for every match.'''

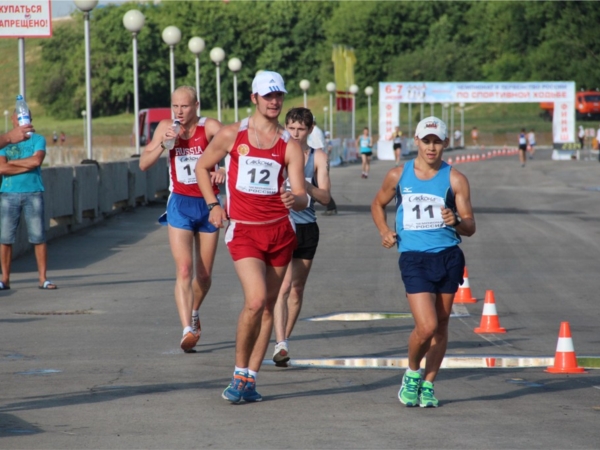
[395,160,461,253]
[291,148,316,224]
[359,135,370,151]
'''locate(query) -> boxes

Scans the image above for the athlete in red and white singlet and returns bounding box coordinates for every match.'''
[168,117,220,198]
[196,71,308,403]
[225,117,290,223]
[140,86,223,354]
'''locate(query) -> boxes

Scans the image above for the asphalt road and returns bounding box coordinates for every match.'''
[1,147,599,449]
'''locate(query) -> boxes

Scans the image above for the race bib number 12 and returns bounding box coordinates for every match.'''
[236,156,281,195]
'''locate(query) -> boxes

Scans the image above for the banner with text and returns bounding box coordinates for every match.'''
[0,1,52,38]
[378,81,575,144]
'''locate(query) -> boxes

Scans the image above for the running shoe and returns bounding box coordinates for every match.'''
[398,371,421,407]
[273,341,290,365]
[222,371,247,403]
[191,315,200,335]
[180,330,199,352]
[242,374,262,402]
[419,381,439,408]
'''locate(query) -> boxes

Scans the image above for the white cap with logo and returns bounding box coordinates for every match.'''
[252,71,287,96]
[415,116,447,140]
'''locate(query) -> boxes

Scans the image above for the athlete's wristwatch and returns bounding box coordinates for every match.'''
[207,202,220,211]
[453,213,462,227]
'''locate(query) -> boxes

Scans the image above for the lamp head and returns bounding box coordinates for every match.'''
[210,47,226,64]
[162,26,182,46]
[188,37,206,55]
[123,10,145,33]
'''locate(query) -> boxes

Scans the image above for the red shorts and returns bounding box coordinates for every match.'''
[225,216,297,267]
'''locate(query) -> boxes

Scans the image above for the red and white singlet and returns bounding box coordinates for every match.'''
[225,117,290,222]
[168,117,219,197]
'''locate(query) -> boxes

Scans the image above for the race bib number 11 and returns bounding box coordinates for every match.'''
[403,193,445,230]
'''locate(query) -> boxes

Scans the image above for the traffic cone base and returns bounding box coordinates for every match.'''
[455,266,476,304]
[474,290,506,334]
[545,322,586,373]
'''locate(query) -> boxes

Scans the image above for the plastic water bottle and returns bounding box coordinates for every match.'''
[15,95,31,134]
[163,120,181,150]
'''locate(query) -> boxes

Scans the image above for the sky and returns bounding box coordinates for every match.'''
[51,0,130,18]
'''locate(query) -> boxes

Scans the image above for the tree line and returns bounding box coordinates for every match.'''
[31,0,600,119]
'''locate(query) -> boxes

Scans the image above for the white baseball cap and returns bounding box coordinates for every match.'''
[415,116,447,140]
[252,71,287,96]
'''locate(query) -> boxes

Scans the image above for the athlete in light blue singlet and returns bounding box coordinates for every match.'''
[372,116,476,408]
[357,127,372,178]
[273,107,331,366]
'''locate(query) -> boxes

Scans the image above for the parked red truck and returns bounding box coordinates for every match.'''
[540,90,600,120]
[134,108,172,146]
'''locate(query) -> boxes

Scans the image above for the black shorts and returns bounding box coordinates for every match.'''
[518,144,527,152]
[393,143,402,150]
[360,151,373,157]
[399,246,465,294]
[293,222,319,260]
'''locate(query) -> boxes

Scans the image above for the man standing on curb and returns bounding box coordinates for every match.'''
[371,116,475,407]
[0,112,57,291]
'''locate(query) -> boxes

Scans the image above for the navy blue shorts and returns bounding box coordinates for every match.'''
[158,193,218,233]
[399,246,465,294]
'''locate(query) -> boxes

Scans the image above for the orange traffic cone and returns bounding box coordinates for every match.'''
[474,290,506,333]
[454,267,476,304]
[545,322,586,373]
[485,357,496,367]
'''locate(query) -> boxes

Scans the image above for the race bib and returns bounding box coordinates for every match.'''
[403,193,445,230]
[175,154,200,185]
[236,156,281,195]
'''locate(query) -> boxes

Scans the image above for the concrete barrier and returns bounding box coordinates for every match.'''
[0,156,169,259]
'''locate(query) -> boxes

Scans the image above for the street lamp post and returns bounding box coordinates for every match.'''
[3,110,8,133]
[364,86,374,140]
[81,110,87,149]
[349,84,359,140]
[209,47,225,122]
[326,82,335,138]
[449,103,455,148]
[74,0,98,160]
[323,106,328,134]
[299,79,310,108]
[188,37,205,115]
[162,25,182,96]
[123,9,145,155]
[228,57,242,122]
[459,103,465,147]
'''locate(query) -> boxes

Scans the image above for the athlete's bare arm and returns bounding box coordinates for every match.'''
[203,118,226,185]
[283,139,308,212]
[309,148,331,206]
[139,119,176,171]
[371,166,403,249]
[441,169,476,236]
[196,123,238,226]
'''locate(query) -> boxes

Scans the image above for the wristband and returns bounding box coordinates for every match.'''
[453,213,462,227]
[207,202,220,211]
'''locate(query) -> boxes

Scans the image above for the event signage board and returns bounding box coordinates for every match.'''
[0,1,52,38]
[377,81,575,160]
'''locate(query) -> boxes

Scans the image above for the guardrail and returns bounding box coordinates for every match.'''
[0,156,169,259]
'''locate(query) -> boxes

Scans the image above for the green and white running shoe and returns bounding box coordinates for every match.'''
[419,380,439,408]
[398,372,421,407]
